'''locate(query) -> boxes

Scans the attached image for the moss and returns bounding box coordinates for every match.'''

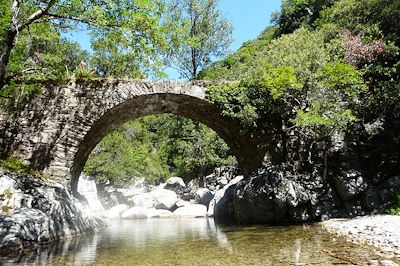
[0,156,43,177]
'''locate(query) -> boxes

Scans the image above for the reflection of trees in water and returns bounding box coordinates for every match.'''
[1,221,384,265]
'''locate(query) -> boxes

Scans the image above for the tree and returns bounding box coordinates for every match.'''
[0,0,164,88]
[163,0,232,79]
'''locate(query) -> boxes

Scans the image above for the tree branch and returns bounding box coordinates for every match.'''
[47,13,119,29]
[18,0,57,31]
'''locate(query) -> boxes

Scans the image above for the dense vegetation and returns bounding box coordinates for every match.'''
[201,0,399,175]
[1,0,399,185]
[84,115,235,185]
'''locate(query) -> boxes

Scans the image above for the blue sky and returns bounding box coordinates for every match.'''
[64,0,282,79]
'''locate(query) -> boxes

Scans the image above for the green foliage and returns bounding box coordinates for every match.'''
[163,0,233,79]
[385,189,400,216]
[272,0,334,36]
[198,26,277,81]
[84,115,235,185]
[0,157,41,176]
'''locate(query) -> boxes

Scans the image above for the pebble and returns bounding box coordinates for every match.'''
[322,215,400,260]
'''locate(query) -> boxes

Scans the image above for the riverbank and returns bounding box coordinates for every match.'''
[322,215,400,261]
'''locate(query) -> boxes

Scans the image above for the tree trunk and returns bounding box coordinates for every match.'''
[0,29,17,88]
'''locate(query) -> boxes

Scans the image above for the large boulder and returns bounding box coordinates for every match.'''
[208,175,243,220]
[149,188,178,210]
[121,207,148,219]
[334,169,368,201]
[234,166,330,224]
[104,204,129,219]
[0,171,101,254]
[173,204,207,218]
[130,193,155,209]
[163,177,186,193]
[146,209,173,218]
[194,188,213,206]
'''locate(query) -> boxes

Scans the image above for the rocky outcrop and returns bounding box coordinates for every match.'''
[234,165,400,224]
[0,170,102,254]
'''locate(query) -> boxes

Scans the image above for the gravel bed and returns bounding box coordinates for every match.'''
[322,215,400,261]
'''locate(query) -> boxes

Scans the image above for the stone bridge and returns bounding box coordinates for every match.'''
[0,79,276,196]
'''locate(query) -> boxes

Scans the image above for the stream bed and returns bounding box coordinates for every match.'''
[1,218,398,265]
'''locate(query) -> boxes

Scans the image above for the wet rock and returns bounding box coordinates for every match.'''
[173,204,207,218]
[194,188,213,206]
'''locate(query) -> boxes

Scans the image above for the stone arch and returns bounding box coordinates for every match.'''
[70,92,250,196]
[0,80,269,197]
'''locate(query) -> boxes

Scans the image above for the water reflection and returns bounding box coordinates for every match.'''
[1,218,396,265]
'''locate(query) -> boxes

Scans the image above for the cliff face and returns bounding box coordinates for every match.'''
[234,106,400,224]
[0,170,102,254]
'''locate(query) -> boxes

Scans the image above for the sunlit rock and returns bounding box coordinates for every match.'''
[146,209,174,218]
[163,177,186,193]
[105,204,129,219]
[121,207,148,219]
[131,193,156,209]
[0,171,101,254]
[77,175,105,217]
[195,188,213,206]
[208,175,243,219]
[150,188,178,210]
[174,204,207,218]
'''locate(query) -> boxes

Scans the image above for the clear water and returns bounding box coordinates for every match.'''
[1,218,398,265]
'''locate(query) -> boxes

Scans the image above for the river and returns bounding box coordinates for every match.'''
[1,218,395,265]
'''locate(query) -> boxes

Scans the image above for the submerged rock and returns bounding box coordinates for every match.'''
[0,171,102,254]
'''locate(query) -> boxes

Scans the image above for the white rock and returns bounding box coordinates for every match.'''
[121,207,148,219]
[176,200,191,208]
[150,188,178,210]
[131,193,155,209]
[146,209,173,218]
[208,175,243,217]
[194,188,213,206]
[105,204,129,219]
[174,204,207,218]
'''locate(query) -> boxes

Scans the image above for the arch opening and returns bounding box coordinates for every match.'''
[69,93,263,197]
